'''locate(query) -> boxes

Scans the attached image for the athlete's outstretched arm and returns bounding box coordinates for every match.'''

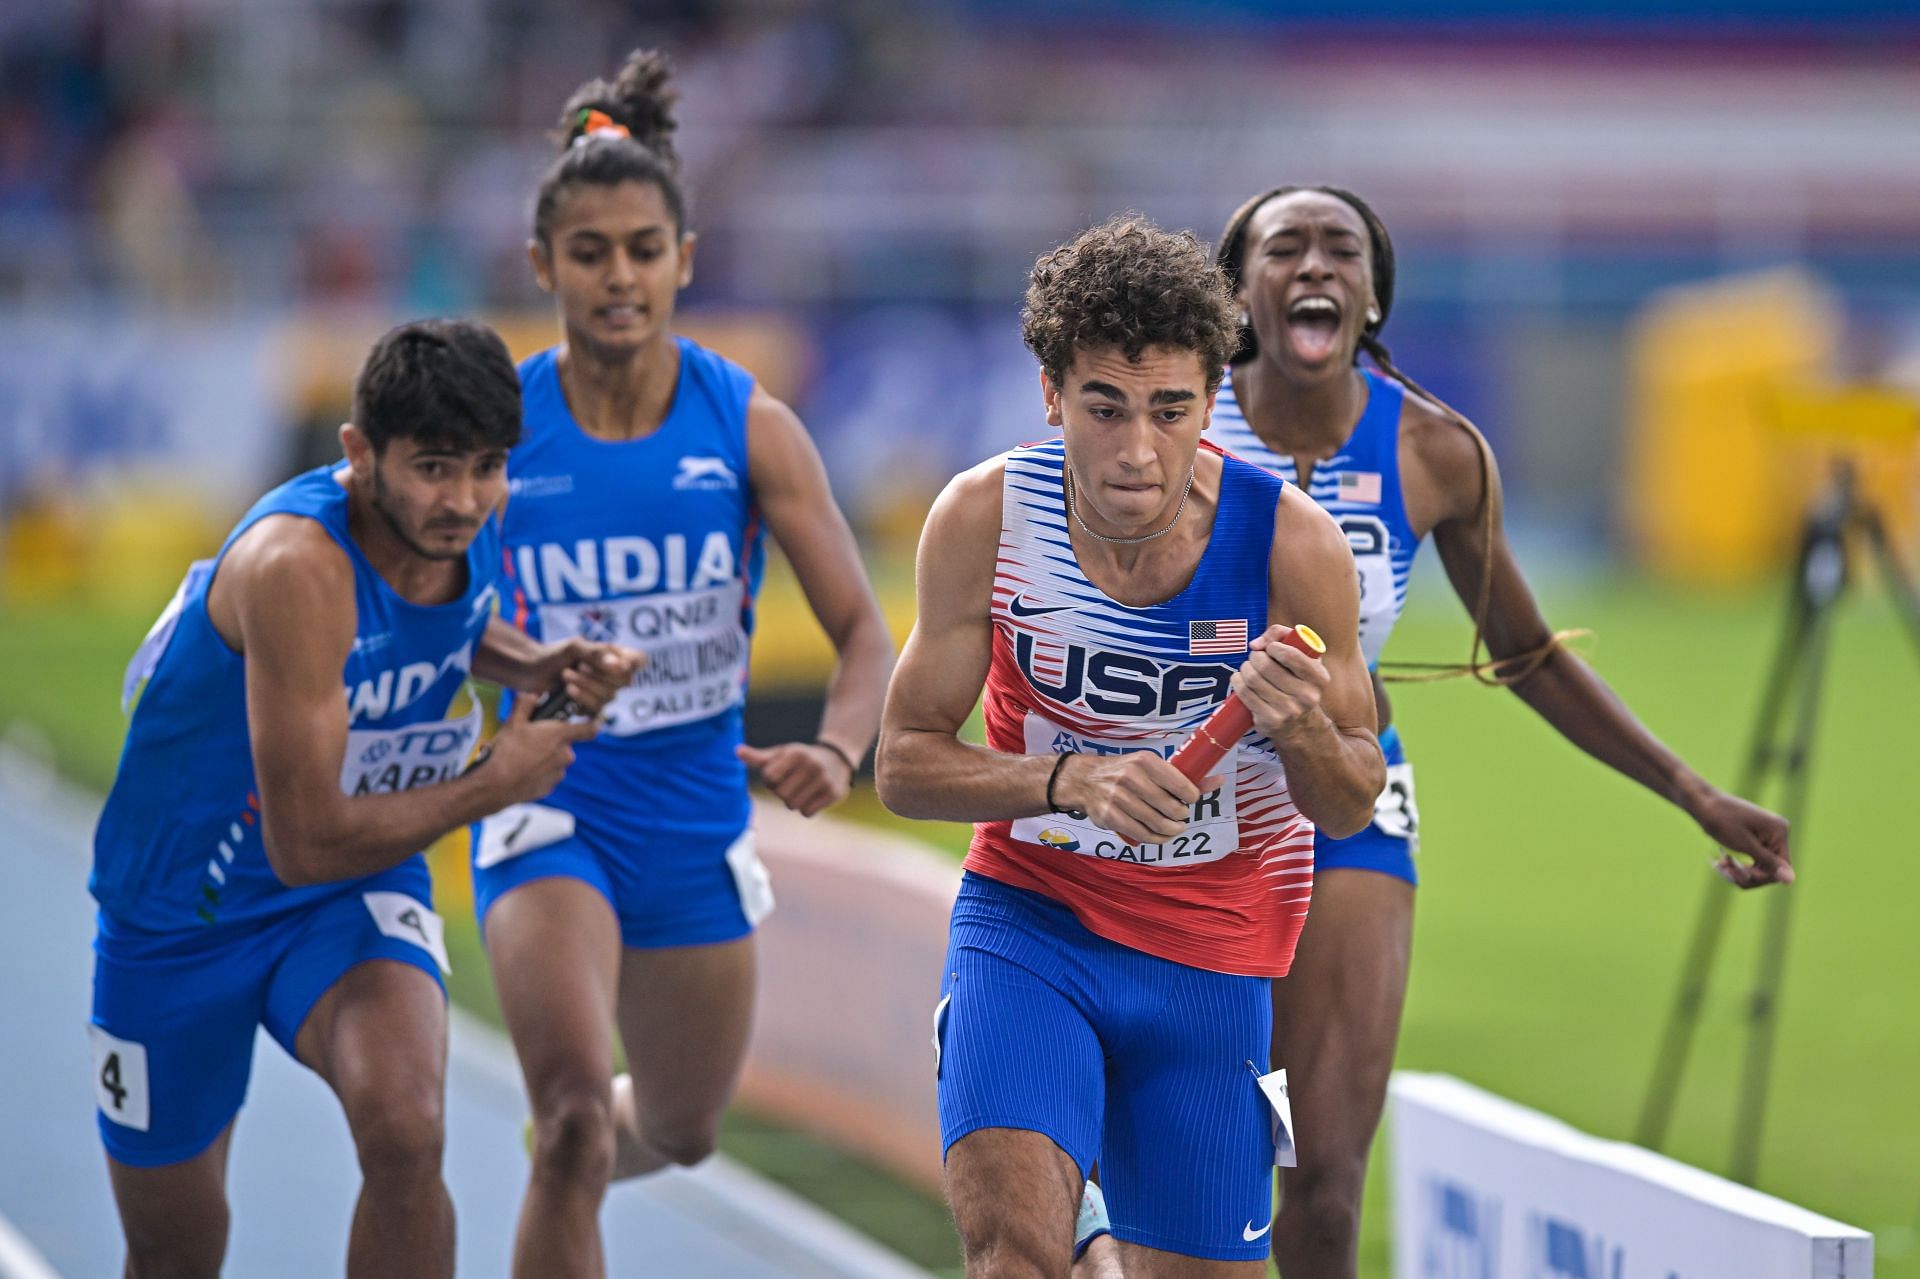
[738,388,897,817]
[875,462,1210,846]
[1247,488,1385,839]
[1415,408,1791,888]
[216,517,599,886]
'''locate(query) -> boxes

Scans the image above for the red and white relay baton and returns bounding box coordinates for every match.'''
[1169,624,1325,784]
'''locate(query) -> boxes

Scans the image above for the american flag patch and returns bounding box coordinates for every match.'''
[1337,471,1382,504]
[1189,619,1248,655]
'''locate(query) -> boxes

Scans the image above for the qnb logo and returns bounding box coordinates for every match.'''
[1014,632,1231,719]
[1528,1215,1623,1279]
[1421,1177,1500,1279]
[673,455,739,490]
[575,605,620,644]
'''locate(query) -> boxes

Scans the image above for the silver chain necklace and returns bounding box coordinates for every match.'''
[1064,462,1196,546]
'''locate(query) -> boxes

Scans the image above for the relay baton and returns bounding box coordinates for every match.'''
[1168,624,1325,784]
[464,680,587,775]
[527,684,587,722]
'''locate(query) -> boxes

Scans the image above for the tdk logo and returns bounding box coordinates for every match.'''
[1529,1214,1623,1279]
[1014,632,1230,718]
[1421,1177,1499,1279]
[673,456,738,490]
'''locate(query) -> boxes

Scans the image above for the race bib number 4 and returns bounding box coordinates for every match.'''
[539,586,748,736]
[89,1025,150,1131]
[1007,714,1240,867]
[363,891,451,974]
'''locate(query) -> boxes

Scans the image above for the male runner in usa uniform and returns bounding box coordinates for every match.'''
[90,319,637,1278]
[877,218,1385,1277]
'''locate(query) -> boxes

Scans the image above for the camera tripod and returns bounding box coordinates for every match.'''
[1636,458,1920,1184]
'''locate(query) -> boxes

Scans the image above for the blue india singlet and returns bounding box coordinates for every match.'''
[500,339,766,837]
[92,466,498,933]
[1210,367,1422,670]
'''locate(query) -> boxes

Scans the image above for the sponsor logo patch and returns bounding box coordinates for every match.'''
[672,456,739,490]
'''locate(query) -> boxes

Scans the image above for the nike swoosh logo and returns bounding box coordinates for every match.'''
[1008,594,1074,618]
[501,815,531,849]
[1243,1219,1273,1242]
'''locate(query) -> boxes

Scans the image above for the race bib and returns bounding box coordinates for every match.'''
[1340,514,1396,669]
[539,586,748,736]
[340,703,483,797]
[89,1025,151,1131]
[475,802,575,869]
[724,830,776,926]
[1008,714,1239,867]
[1372,760,1419,848]
[1253,1065,1297,1168]
[363,891,451,973]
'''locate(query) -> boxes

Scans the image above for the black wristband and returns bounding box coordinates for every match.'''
[1046,752,1086,818]
[814,738,859,779]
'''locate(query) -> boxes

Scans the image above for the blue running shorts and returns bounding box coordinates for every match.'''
[471,803,772,950]
[88,860,446,1167]
[936,872,1277,1262]
[1314,723,1419,885]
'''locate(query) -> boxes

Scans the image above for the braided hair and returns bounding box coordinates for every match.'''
[1217,186,1570,687]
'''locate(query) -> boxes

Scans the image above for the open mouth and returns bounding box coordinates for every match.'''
[1285,295,1343,364]
[597,303,644,327]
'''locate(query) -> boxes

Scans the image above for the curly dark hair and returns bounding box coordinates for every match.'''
[533,48,687,247]
[1021,215,1238,393]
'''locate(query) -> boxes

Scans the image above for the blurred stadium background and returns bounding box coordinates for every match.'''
[3,2,1918,1276]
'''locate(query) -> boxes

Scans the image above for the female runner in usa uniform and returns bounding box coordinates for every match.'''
[1210,185,1794,1279]
[470,50,895,1278]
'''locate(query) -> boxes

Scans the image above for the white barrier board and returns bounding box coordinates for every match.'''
[1390,1072,1872,1279]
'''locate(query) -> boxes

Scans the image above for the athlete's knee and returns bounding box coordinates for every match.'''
[1278,1160,1365,1254]
[641,1112,719,1167]
[950,1200,1068,1279]
[125,1248,223,1279]
[122,1217,227,1279]
[531,1081,616,1186]
[350,1089,446,1186]
[953,1222,1064,1279]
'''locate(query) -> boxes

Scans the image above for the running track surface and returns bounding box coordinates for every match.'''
[0,760,930,1279]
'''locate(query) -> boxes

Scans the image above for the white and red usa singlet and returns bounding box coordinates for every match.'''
[964,438,1317,978]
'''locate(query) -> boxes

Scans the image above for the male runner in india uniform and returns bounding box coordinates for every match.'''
[89,319,637,1279]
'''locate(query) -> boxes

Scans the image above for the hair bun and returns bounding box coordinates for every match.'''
[558,48,679,169]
